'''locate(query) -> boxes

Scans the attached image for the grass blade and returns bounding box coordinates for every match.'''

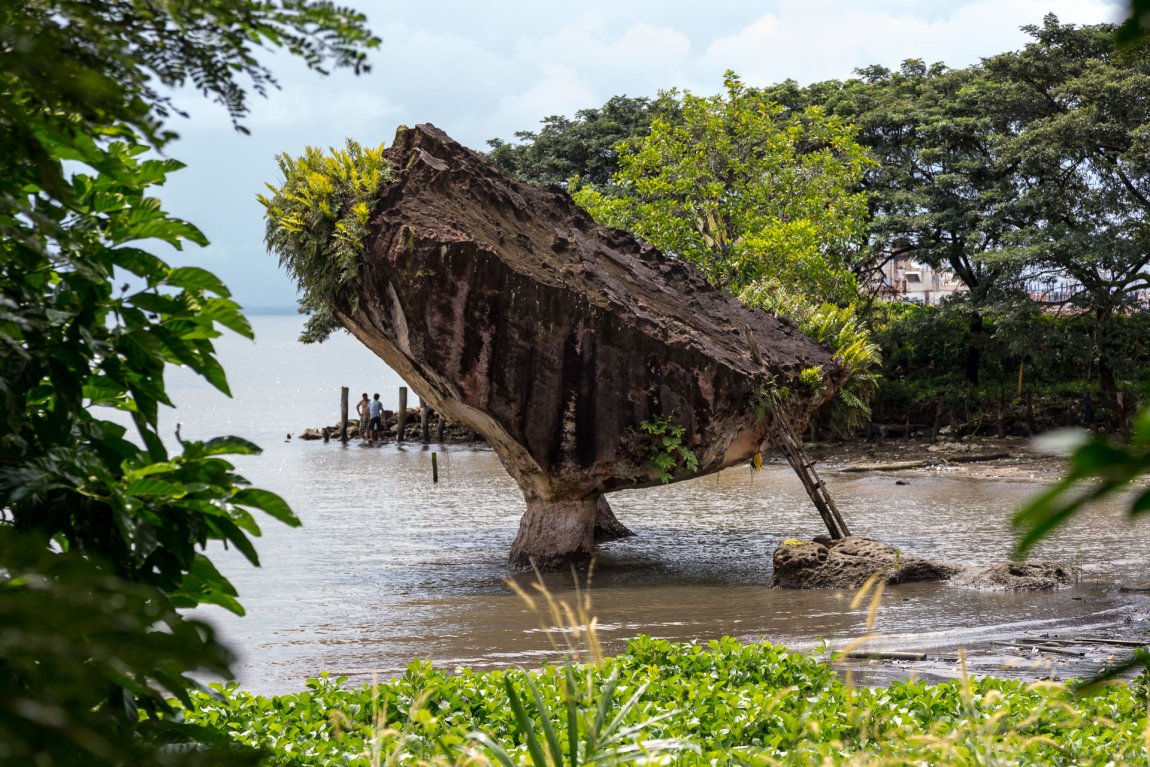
[565,664,580,767]
[504,674,550,767]
[524,673,565,767]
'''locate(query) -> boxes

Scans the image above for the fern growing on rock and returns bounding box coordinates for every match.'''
[259,139,392,342]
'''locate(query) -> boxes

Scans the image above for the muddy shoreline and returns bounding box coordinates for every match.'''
[792,436,1150,685]
[291,430,1148,685]
[806,435,1071,481]
[832,621,1150,687]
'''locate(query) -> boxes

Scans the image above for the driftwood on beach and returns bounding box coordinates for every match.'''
[838,451,1012,473]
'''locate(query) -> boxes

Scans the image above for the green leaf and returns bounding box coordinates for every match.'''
[198,436,263,458]
[124,477,186,498]
[170,554,246,616]
[232,488,299,527]
[167,266,231,297]
[128,291,183,315]
[201,298,254,338]
[1071,441,1130,474]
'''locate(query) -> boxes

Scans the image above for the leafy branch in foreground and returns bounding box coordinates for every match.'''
[1,0,378,148]
[0,531,257,767]
[1014,407,1150,557]
[2,1,376,763]
[0,125,301,766]
[260,140,393,342]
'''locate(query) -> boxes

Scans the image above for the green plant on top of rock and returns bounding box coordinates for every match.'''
[260,140,393,343]
[798,365,824,393]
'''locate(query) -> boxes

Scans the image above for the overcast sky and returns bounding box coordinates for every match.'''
[154,0,1125,310]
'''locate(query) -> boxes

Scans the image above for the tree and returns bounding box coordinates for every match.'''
[987,16,1150,393]
[572,73,879,432]
[487,95,658,188]
[573,72,872,302]
[0,2,377,763]
[843,62,1034,386]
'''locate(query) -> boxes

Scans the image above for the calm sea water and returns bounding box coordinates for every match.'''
[169,315,1150,695]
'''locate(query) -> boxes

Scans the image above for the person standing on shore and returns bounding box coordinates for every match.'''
[357,392,370,439]
[368,393,384,446]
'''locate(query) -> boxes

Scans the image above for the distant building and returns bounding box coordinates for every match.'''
[874,252,966,305]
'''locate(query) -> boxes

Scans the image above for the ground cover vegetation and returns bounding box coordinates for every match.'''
[178,636,1150,766]
[0,1,376,764]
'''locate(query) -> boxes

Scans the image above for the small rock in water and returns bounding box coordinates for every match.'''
[951,561,1078,591]
[772,536,1076,591]
[772,536,960,589]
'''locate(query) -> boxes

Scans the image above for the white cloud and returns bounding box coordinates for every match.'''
[700,0,1123,87]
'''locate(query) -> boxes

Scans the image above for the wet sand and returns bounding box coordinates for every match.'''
[807,435,1072,481]
[802,435,1150,685]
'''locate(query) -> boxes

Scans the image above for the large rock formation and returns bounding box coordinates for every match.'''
[333,124,846,569]
[772,537,1077,590]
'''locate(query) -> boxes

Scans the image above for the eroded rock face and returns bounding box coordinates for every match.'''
[951,562,1078,590]
[772,537,1076,591]
[331,124,846,569]
[773,537,960,589]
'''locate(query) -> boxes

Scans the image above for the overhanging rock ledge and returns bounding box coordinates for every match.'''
[329,123,847,570]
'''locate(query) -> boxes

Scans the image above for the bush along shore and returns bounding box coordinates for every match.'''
[179,636,1148,766]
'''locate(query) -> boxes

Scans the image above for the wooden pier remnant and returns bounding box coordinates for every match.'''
[397,386,408,444]
[340,386,349,444]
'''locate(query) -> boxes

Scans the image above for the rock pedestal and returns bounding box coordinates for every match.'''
[330,124,846,569]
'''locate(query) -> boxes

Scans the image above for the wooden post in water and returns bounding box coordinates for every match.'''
[432,451,438,483]
[419,397,430,444]
[397,386,408,444]
[339,387,349,444]
[436,416,446,443]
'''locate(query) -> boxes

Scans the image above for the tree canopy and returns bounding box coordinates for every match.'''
[573,73,872,304]
[487,95,658,188]
[0,2,376,764]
